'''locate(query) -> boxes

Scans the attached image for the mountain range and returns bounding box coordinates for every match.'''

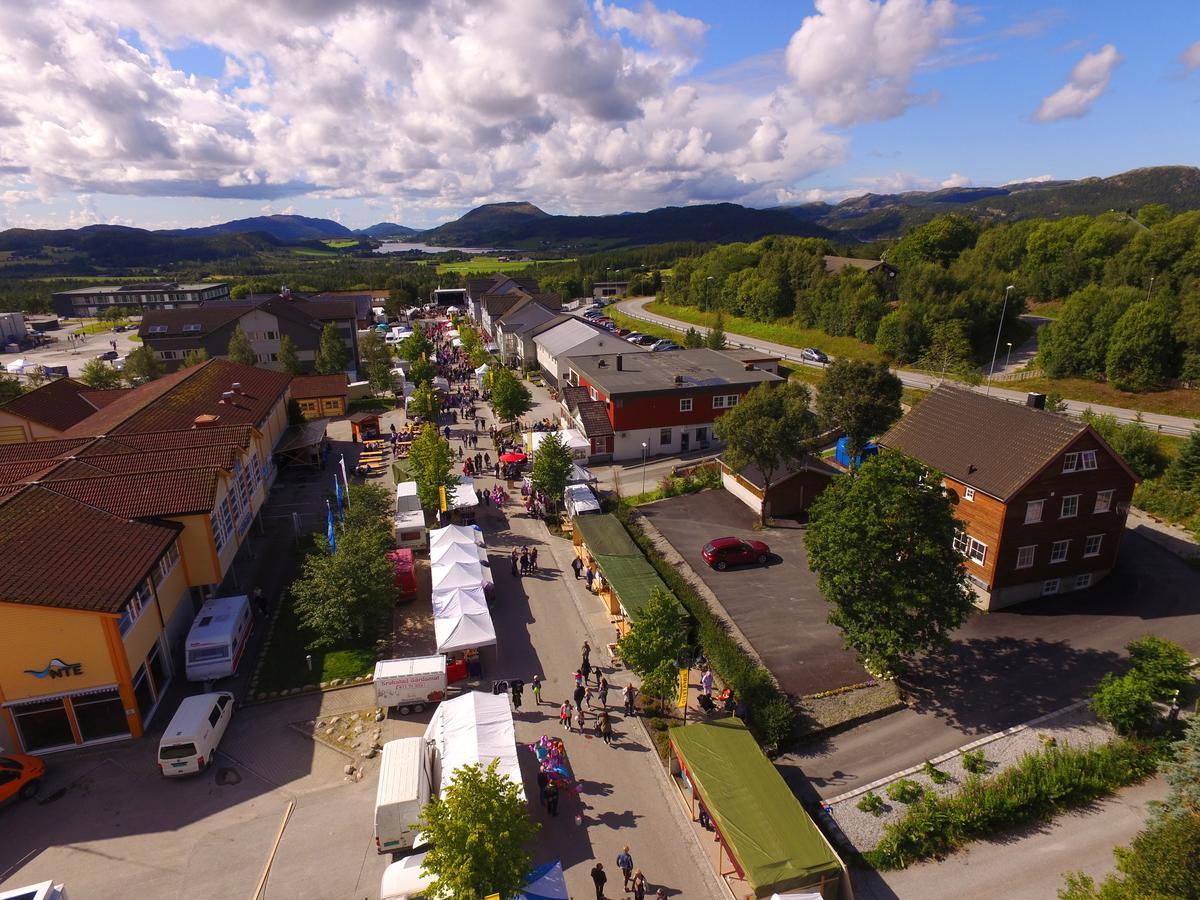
[162,214,418,242]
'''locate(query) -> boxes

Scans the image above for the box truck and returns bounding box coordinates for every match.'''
[375,737,433,853]
[373,656,447,715]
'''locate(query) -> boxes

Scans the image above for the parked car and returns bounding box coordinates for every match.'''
[651,339,680,352]
[0,754,45,804]
[800,347,829,364]
[111,324,127,332]
[631,334,658,346]
[702,537,771,570]
[614,328,631,337]
[97,350,118,361]
[624,332,647,343]
[582,310,604,320]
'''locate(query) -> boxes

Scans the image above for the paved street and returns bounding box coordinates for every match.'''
[10,320,144,376]
[616,297,1200,436]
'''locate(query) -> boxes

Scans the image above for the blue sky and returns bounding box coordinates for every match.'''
[0,0,1197,231]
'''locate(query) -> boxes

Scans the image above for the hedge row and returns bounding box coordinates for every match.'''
[614,502,796,748]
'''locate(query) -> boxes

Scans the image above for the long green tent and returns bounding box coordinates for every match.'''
[573,514,682,621]
[671,718,844,898]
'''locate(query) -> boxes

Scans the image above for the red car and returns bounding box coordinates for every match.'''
[702,537,771,570]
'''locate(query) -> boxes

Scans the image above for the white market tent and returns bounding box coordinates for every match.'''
[568,462,596,484]
[431,585,488,618]
[423,691,523,798]
[445,328,460,338]
[450,474,478,511]
[429,523,484,548]
[429,539,487,567]
[434,610,496,653]
[525,428,590,459]
[431,560,486,591]
[564,483,601,517]
[474,363,490,376]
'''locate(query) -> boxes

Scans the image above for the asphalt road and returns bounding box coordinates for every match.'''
[617,297,1199,436]
[7,320,144,377]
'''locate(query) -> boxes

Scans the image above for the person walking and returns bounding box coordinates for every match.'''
[530,547,538,572]
[560,701,572,731]
[511,548,520,577]
[571,556,584,579]
[536,769,548,806]
[616,848,634,892]
[581,657,592,685]
[623,682,637,716]
[593,665,602,688]
[590,863,607,900]
[702,667,714,697]
[573,682,585,711]
[599,676,610,709]
[582,640,592,663]
[511,679,524,710]
[544,780,559,817]
[631,870,647,900]
[531,674,542,705]
[574,669,584,688]
[253,586,269,616]
[584,685,595,710]
[598,711,614,745]
[520,546,530,574]
[575,706,586,735]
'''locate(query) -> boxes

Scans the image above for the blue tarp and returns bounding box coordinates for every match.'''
[520,861,568,900]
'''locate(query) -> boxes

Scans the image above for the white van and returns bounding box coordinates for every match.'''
[380,851,432,900]
[185,595,252,682]
[375,737,433,853]
[158,691,234,776]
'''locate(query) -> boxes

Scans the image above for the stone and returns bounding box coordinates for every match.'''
[289,687,302,695]
[354,723,365,734]
[302,684,317,693]
[320,682,330,690]
[364,747,377,759]
[344,764,356,776]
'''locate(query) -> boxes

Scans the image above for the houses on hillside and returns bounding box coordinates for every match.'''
[880,385,1138,610]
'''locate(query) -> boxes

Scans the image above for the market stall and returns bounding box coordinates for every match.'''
[429,523,485,548]
[274,418,330,468]
[424,691,524,799]
[349,411,382,441]
[670,719,848,900]
[572,513,682,633]
[564,483,600,517]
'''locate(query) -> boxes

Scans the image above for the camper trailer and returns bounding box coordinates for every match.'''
[184,595,253,682]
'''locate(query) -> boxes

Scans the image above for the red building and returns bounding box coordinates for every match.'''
[560,349,783,462]
[880,385,1139,610]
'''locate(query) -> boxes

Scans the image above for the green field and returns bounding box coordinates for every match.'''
[289,246,338,257]
[1013,375,1200,419]
[321,239,360,248]
[77,319,135,334]
[434,257,573,275]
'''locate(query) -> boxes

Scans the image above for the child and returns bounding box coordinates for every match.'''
[584,685,595,710]
[531,674,542,705]
[559,701,572,731]
[575,707,586,734]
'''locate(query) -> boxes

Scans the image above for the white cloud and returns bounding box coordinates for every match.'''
[939,172,971,188]
[1181,40,1200,73]
[1004,174,1055,185]
[785,0,958,126]
[1034,43,1122,122]
[0,0,973,226]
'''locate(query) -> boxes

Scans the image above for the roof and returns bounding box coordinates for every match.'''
[566,348,783,397]
[0,438,93,463]
[0,485,181,612]
[721,348,781,364]
[139,304,247,338]
[574,400,613,437]
[533,318,634,357]
[823,255,889,274]
[559,384,590,411]
[289,373,349,400]
[42,468,219,518]
[54,282,224,296]
[77,388,133,409]
[0,378,104,432]
[730,456,838,492]
[497,302,565,336]
[482,292,530,318]
[572,514,680,620]
[879,384,1128,500]
[671,719,842,895]
[276,418,330,454]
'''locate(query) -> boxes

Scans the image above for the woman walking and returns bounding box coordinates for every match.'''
[575,706,587,735]
[599,676,610,709]
[560,701,572,731]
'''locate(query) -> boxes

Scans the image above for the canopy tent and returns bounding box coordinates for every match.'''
[429,523,484,548]
[568,462,596,484]
[445,328,460,338]
[431,376,450,392]
[431,560,485,591]
[434,609,496,653]
[449,475,478,510]
[573,514,681,621]
[526,428,591,459]
[671,719,843,899]
[520,862,569,900]
[429,539,487,567]
[431,585,488,618]
[424,691,523,798]
[499,452,526,464]
[474,363,491,376]
[273,418,329,468]
[564,483,601,517]
[451,337,463,348]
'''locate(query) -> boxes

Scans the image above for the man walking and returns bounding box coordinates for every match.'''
[623,682,637,716]
[616,847,634,892]
[571,556,584,579]
[590,862,607,900]
[544,780,559,817]
[573,682,585,711]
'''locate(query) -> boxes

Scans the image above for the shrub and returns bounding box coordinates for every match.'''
[857,791,886,816]
[923,760,951,785]
[960,749,988,774]
[1091,673,1161,737]
[1126,635,1193,701]
[886,778,925,805]
[1060,810,1200,899]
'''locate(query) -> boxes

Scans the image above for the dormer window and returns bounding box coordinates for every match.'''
[183,323,203,333]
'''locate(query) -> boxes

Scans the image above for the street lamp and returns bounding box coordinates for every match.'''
[641,441,648,495]
[704,276,714,312]
[986,285,1015,397]
[1005,341,1013,372]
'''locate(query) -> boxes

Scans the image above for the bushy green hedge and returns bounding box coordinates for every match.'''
[866,739,1161,870]
[1090,635,1194,736]
[614,502,796,748]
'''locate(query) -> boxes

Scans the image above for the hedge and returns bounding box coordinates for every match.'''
[614,502,796,748]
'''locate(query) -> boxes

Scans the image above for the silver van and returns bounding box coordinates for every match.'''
[158,692,234,776]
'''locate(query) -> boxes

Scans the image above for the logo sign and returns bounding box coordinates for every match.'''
[25,658,84,679]
[676,667,689,709]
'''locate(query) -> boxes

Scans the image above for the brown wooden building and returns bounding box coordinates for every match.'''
[720,457,836,519]
[880,386,1139,610]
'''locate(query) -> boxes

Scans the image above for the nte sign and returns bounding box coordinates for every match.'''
[24,658,84,679]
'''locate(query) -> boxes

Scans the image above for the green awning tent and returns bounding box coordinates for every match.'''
[573,514,682,621]
[671,719,843,899]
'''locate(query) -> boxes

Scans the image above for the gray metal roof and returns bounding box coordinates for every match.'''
[565,348,782,397]
[534,318,639,357]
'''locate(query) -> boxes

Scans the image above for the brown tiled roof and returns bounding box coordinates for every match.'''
[78,388,133,409]
[0,486,180,612]
[879,385,1088,500]
[81,444,238,474]
[37,459,109,481]
[108,425,253,452]
[0,378,100,432]
[60,365,197,435]
[0,438,93,464]
[0,460,63,483]
[482,292,530,317]
[560,385,589,411]
[289,373,349,400]
[574,400,613,437]
[530,292,562,309]
[44,469,220,518]
[138,303,248,337]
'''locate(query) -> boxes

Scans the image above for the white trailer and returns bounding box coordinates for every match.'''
[374,737,434,853]
[373,655,447,714]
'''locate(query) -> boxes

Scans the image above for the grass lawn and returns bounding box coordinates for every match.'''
[289,247,337,257]
[77,319,134,334]
[642,300,883,362]
[322,239,360,248]
[607,308,680,343]
[1015,376,1200,419]
[435,257,572,275]
[1027,300,1063,319]
[255,593,377,692]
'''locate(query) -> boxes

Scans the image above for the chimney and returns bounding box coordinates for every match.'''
[231,382,242,393]
[616,354,623,371]
[673,374,683,384]
[193,414,220,428]
[1026,392,1047,410]
[220,391,235,403]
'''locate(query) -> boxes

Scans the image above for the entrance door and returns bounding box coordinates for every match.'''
[680,431,690,453]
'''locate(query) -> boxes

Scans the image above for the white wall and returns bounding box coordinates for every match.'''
[721,469,762,515]
[611,422,719,461]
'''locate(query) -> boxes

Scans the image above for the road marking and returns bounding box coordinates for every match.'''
[252,800,295,900]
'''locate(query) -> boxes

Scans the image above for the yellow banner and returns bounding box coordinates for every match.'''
[438,484,448,512]
[676,667,689,708]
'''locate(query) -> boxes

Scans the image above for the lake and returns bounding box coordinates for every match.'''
[374,242,491,254]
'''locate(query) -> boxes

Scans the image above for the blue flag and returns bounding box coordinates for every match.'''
[326,505,337,554]
[334,474,344,521]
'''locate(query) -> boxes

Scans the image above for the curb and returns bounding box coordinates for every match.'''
[243,676,375,707]
[794,699,909,745]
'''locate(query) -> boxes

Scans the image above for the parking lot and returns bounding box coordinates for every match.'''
[639,490,871,697]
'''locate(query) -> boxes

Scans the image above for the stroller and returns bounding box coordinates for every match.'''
[697,688,734,717]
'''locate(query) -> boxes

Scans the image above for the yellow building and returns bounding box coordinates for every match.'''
[0,359,293,753]
[289,373,350,419]
[0,377,130,444]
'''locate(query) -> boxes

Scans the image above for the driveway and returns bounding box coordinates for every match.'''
[639,490,870,696]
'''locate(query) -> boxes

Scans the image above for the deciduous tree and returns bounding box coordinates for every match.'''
[408,383,439,423]
[408,425,457,512]
[683,327,704,348]
[278,334,303,375]
[617,588,687,681]
[79,357,123,389]
[806,453,975,675]
[490,367,534,423]
[814,359,903,467]
[398,330,433,363]
[315,323,351,374]
[182,348,210,368]
[1105,302,1178,392]
[360,331,394,393]
[530,431,572,511]
[0,373,24,403]
[714,381,820,522]
[226,324,257,366]
[122,345,164,385]
[408,355,435,387]
[418,760,539,900]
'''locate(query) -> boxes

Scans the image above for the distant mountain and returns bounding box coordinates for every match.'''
[164,214,355,242]
[0,224,281,271]
[354,222,419,238]
[417,200,834,248]
[783,166,1200,240]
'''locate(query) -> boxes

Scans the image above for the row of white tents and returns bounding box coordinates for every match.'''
[429,524,496,655]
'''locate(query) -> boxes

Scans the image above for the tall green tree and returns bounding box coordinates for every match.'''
[79,357,123,389]
[1105,302,1178,391]
[122,345,164,385]
[0,373,25,403]
[408,425,457,512]
[1166,429,1200,493]
[277,334,303,375]
[359,331,394,393]
[704,314,727,350]
[226,325,257,366]
[398,330,433,363]
[919,320,975,380]
[714,381,820,522]
[490,367,534,423]
[617,588,688,683]
[344,482,393,531]
[530,431,573,511]
[1059,813,1200,899]
[408,355,436,387]
[683,327,704,348]
[315,323,351,374]
[815,359,903,467]
[1153,715,1200,822]
[181,348,210,368]
[418,760,539,900]
[806,453,976,674]
[408,383,440,423]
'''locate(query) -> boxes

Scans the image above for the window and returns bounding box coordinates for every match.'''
[207,703,223,729]
[1042,579,1061,596]
[265,330,278,340]
[588,387,597,401]
[118,581,154,636]
[712,395,726,409]
[1074,573,1092,590]
[696,427,708,443]
[964,487,976,502]
[679,398,693,412]
[71,689,129,743]
[147,324,168,334]
[156,543,180,584]
[967,538,987,565]
[726,394,738,407]
[953,532,968,555]
[158,351,178,361]
[1094,490,1113,514]
[220,497,235,538]
[210,510,226,552]
[1062,452,1079,473]
[1084,534,1104,557]
[1025,499,1044,524]
[1050,540,1070,564]
[257,353,277,363]
[659,428,672,446]
[1079,450,1097,470]
[1060,494,1080,518]
[182,323,203,333]
[1016,545,1036,569]
[11,697,74,752]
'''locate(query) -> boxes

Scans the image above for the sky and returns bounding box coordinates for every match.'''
[0,0,1197,232]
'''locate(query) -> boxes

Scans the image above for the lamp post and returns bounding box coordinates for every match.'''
[1146,274,1156,302]
[641,441,648,496]
[704,276,714,312]
[1005,341,1013,372]
[986,284,1015,397]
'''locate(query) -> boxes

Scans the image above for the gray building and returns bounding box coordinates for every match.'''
[52,282,230,317]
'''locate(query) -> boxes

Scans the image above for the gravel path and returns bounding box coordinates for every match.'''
[824,702,1114,854]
